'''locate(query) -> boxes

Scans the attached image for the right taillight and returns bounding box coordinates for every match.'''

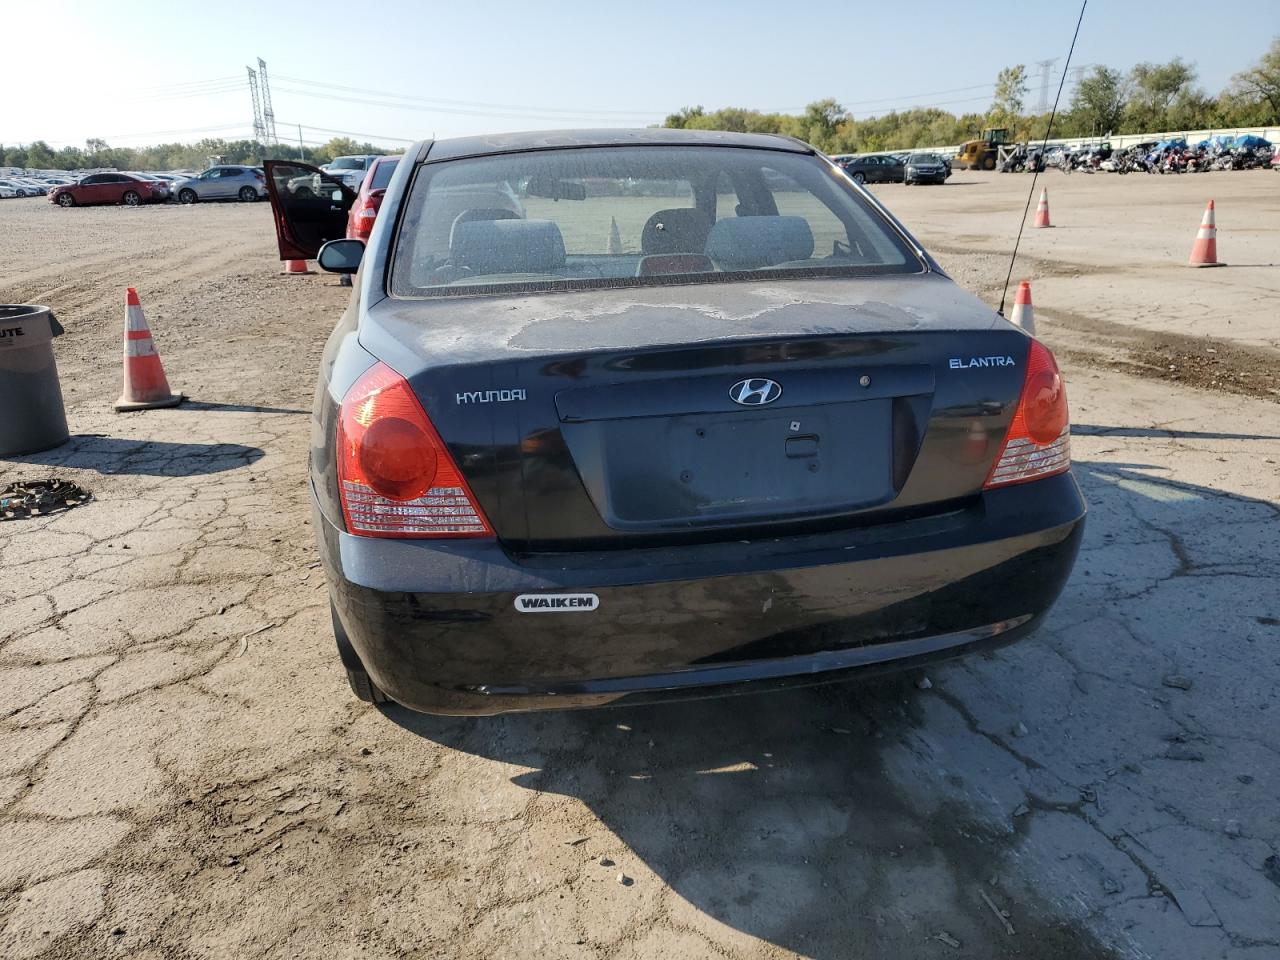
[984,339,1070,489]
[337,362,493,538]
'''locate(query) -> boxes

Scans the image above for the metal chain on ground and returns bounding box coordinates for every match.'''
[0,479,92,520]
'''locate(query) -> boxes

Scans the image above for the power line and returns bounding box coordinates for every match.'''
[274,74,662,117]
[271,84,655,123]
[101,122,254,140]
[275,122,415,144]
[124,84,247,105]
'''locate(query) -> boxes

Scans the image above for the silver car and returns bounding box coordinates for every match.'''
[171,165,267,204]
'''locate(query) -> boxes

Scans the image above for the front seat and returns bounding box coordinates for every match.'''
[640,208,712,255]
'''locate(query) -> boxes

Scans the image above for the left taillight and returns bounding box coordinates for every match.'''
[337,362,494,538]
[984,339,1070,489]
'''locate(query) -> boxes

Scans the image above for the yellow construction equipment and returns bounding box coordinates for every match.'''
[954,128,1009,171]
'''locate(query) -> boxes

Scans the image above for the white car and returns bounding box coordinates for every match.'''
[0,183,18,199]
[320,155,380,191]
[0,178,37,197]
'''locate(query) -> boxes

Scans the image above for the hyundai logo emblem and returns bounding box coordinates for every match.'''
[729,378,783,406]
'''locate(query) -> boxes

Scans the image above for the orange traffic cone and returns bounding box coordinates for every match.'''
[1010,280,1036,334]
[284,259,310,274]
[114,288,183,412]
[1033,188,1052,228]
[1188,200,1223,267]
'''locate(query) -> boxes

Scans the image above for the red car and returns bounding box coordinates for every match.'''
[346,156,401,240]
[49,173,169,208]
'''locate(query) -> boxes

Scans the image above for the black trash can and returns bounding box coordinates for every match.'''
[0,305,70,456]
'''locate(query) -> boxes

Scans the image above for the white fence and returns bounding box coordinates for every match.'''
[915,125,1280,160]
[835,126,1279,161]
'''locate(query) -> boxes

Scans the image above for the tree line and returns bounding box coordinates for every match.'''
[665,37,1280,154]
[4,39,1277,169]
[0,136,387,173]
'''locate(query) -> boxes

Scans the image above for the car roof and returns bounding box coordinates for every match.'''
[423,128,813,163]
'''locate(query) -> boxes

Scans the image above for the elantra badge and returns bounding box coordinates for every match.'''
[729,378,782,406]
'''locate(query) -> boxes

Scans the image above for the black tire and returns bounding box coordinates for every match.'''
[57,193,75,207]
[346,668,388,704]
[982,155,997,171]
[178,188,197,204]
[238,186,257,202]
[295,186,315,199]
[122,190,141,206]
[331,604,388,704]
[852,172,865,184]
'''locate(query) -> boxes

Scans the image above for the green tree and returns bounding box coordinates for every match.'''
[1070,66,1128,136]
[664,106,705,129]
[24,140,56,169]
[802,99,848,149]
[990,65,1028,125]
[1127,57,1196,130]
[1229,36,1280,123]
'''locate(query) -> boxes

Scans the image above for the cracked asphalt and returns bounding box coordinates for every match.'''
[1,175,1278,960]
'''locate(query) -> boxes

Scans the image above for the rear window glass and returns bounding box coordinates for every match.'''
[371,158,399,190]
[390,146,919,298]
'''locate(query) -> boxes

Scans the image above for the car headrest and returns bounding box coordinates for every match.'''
[449,207,521,248]
[451,219,566,276]
[641,208,712,255]
[704,216,814,271]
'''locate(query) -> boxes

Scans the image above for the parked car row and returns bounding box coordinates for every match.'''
[0,175,75,197]
[43,165,271,207]
[833,152,953,185]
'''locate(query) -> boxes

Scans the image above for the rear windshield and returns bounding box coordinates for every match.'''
[329,157,367,170]
[910,154,942,163]
[371,157,400,190]
[390,145,920,298]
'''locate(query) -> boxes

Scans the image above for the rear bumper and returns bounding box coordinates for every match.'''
[319,473,1086,715]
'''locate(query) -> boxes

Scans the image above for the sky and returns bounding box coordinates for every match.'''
[5,0,1276,150]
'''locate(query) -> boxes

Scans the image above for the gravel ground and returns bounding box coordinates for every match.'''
[0,178,1277,960]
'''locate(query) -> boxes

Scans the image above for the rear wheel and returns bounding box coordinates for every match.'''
[122,190,141,206]
[57,193,75,207]
[178,188,197,204]
[982,155,997,171]
[331,604,388,704]
[852,172,865,184]
[238,186,257,202]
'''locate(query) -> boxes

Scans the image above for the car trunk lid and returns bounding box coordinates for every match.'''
[360,274,1030,549]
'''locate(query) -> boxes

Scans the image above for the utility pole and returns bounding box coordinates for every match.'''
[258,57,278,146]
[246,67,265,144]
[1035,58,1059,114]
[298,124,305,161]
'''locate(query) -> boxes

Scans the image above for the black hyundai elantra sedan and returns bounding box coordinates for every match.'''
[264,128,1084,715]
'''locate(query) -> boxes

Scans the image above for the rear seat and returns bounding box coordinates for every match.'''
[451,219,567,276]
[704,216,814,271]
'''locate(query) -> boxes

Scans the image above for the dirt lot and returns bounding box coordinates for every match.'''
[885,168,1280,400]
[1,176,1277,960]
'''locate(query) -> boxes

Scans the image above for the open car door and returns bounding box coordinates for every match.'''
[263,160,357,261]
